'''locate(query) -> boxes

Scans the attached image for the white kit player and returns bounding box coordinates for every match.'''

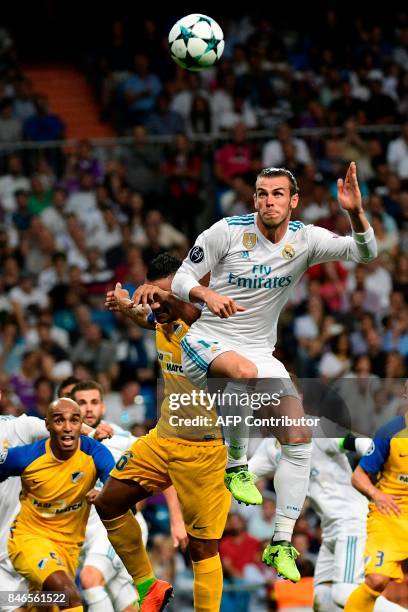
[69,381,143,612]
[160,161,378,581]
[0,412,47,611]
[249,433,405,611]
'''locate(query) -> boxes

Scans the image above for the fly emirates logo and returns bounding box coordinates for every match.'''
[228,264,292,290]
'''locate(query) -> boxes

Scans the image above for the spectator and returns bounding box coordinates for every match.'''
[0,98,22,143]
[145,92,185,135]
[8,349,40,412]
[387,122,408,179]
[262,122,311,168]
[214,122,257,189]
[121,53,162,127]
[0,155,30,213]
[23,95,64,141]
[27,175,53,215]
[71,322,117,376]
[104,380,147,430]
[163,134,203,240]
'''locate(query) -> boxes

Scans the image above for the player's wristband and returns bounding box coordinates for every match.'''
[339,433,356,452]
[88,429,96,439]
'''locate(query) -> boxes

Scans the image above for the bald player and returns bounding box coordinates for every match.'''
[0,398,115,612]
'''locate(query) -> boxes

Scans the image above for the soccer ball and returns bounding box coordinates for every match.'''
[168,14,224,71]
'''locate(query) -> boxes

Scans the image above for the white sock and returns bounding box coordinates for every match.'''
[374,596,407,611]
[314,584,342,611]
[273,442,312,541]
[82,586,114,612]
[219,380,252,469]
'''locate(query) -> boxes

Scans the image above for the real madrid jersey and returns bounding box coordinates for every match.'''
[0,415,47,561]
[172,213,377,351]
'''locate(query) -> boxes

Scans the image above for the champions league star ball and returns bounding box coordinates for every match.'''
[168,14,224,71]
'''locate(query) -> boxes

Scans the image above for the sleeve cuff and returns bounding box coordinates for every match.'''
[171,275,201,303]
[352,225,374,242]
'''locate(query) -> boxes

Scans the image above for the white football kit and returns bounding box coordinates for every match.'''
[0,415,47,612]
[81,422,147,611]
[249,435,369,606]
[172,214,377,388]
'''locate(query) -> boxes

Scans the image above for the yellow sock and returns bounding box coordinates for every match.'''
[344,582,381,612]
[101,511,154,584]
[192,554,223,612]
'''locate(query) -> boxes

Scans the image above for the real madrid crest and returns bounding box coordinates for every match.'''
[282,244,295,259]
[242,232,257,250]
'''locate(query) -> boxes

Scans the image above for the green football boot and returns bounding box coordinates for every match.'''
[224,468,263,505]
[262,541,300,582]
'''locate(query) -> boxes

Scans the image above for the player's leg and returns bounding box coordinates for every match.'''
[168,439,229,612]
[80,512,140,612]
[106,569,142,612]
[261,383,312,582]
[8,536,82,611]
[345,514,404,612]
[0,557,28,612]
[80,565,114,612]
[188,537,223,612]
[95,433,173,608]
[313,540,342,611]
[95,477,164,604]
[43,570,83,610]
[181,334,261,505]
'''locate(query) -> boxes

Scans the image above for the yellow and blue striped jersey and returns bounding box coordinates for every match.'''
[360,413,408,515]
[0,436,114,544]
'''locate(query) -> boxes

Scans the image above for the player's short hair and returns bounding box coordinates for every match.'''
[256,167,299,196]
[146,253,182,281]
[70,380,105,400]
[57,376,80,398]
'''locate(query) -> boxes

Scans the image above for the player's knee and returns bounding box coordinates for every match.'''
[188,536,218,562]
[332,582,356,607]
[234,361,258,379]
[280,428,311,445]
[80,565,105,589]
[313,583,334,612]
[94,494,119,520]
[43,571,81,607]
[365,573,389,593]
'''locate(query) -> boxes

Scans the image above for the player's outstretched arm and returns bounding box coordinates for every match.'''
[337,161,369,233]
[105,282,155,330]
[351,465,401,517]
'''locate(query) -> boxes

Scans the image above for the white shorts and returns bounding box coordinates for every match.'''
[180,332,293,390]
[314,534,365,587]
[0,557,27,612]
[81,512,148,609]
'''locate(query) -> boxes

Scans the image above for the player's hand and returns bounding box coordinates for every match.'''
[105,282,133,311]
[86,489,100,505]
[94,423,114,441]
[337,161,363,214]
[132,284,167,310]
[371,490,401,517]
[170,520,189,551]
[205,290,245,319]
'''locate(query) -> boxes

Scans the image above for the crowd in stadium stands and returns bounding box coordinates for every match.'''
[1,11,408,609]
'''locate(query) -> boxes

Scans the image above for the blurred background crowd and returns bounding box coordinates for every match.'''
[1,6,408,610]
